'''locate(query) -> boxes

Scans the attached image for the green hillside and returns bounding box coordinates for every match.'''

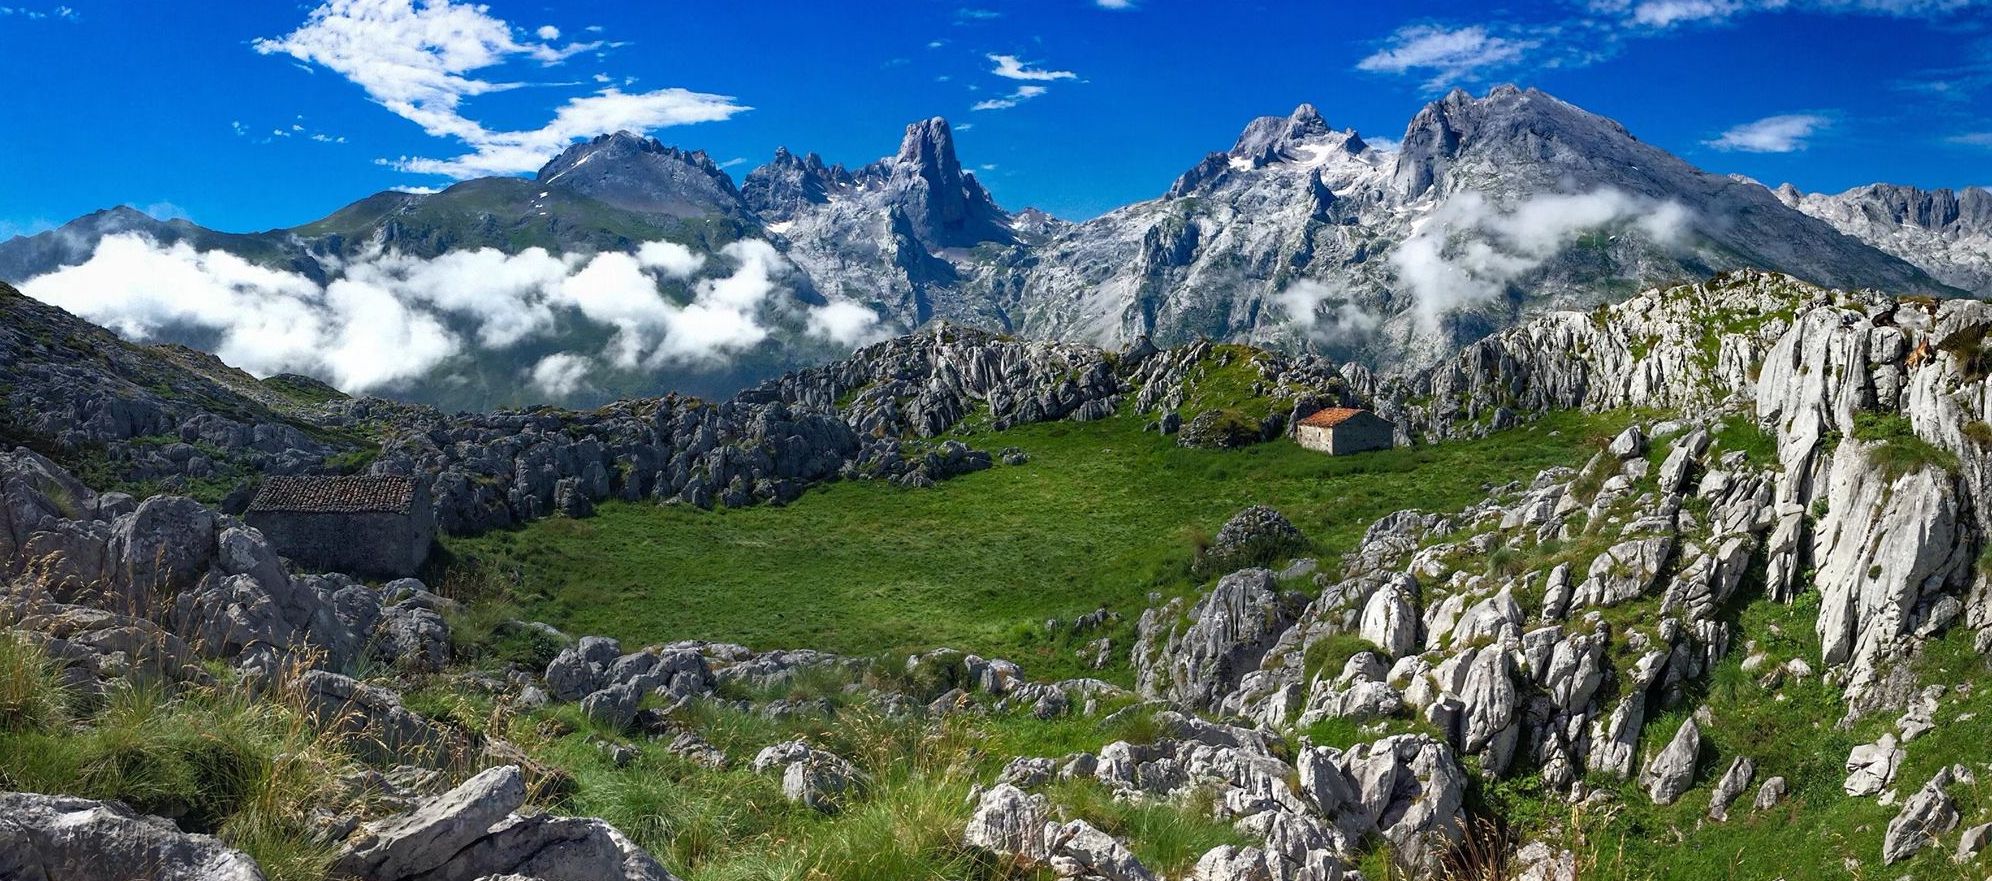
[440,409,1633,681]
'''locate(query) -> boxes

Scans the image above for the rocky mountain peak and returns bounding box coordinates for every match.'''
[858,116,1012,250]
[535,131,746,219]
[895,117,958,168]
[1779,182,1992,295]
[743,146,855,223]
[1392,84,1633,200]
[1228,103,1342,167]
[1165,103,1373,198]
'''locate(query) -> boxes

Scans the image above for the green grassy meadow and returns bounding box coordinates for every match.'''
[441,410,1633,681]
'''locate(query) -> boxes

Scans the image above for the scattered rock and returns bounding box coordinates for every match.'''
[0,791,266,881]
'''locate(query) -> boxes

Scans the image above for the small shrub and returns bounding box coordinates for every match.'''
[1712,417,1779,469]
[0,632,66,734]
[1304,633,1383,679]
[1965,420,1992,449]
[1937,324,1992,381]
[1851,411,1958,479]
[1178,408,1262,450]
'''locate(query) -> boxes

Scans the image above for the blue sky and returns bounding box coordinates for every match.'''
[0,0,1987,236]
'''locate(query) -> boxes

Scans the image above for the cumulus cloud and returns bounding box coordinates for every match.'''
[635,239,706,278]
[1273,279,1380,343]
[807,299,887,347]
[19,234,879,397]
[973,85,1048,111]
[1705,113,1830,152]
[1356,25,1538,89]
[256,0,747,178]
[19,234,457,391]
[988,54,1076,81]
[528,352,592,396]
[1390,189,1693,329]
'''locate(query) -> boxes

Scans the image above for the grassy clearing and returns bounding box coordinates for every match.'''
[0,635,367,881]
[441,410,1630,682]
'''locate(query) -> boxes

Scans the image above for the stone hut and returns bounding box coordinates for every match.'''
[245,475,434,579]
[1293,407,1394,455]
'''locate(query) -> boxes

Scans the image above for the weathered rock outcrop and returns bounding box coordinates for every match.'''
[0,792,267,881]
[333,765,677,881]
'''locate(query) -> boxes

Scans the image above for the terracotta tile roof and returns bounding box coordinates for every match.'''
[1297,407,1374,429]
[250,475,417,515]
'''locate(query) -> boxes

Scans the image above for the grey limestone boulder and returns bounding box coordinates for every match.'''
[0,791,266,881]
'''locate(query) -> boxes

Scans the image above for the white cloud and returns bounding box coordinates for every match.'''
[635,240,706,278]
[1705,113,1830,152]
[988,54,1076,81]
[347,246,576,347]
[806,300,886,347]
[1948,131,1992,147]
[257,0,747,178]
[1615,0,1978,26]
[18,234,455,391]
[528,352,592,396]
[391,87,748,177]
[1390,189,1693,329]
[535,24,560,41]
[1096,0,1136,8]
[1628,0,1753,26]
[1356,25,1538,89]
[973,85,1048,111]
[17,233,877,396]
[1273,279,1380,343]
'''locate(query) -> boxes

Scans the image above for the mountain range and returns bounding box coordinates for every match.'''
[2,84,1983,412]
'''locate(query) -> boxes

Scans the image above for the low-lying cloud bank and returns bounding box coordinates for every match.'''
[1393,188,1692,329]
[20,234,887,395]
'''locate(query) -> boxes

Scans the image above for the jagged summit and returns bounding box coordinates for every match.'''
[1166,103,1378,198]
[1392,84,1638,200]
[741,146,855,223]
[1227,103,1352,166]
[1781,181,1992,295]
[535,130,746,219]
[863,116,1012,250]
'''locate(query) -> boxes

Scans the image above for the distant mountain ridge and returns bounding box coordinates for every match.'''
[1777,182,1992,296]
[0,85,1972,411]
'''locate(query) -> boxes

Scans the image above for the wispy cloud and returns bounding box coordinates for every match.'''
[255,0,746,179]
[988,54,1077,81]
[1096,0,1136,8]
[1361,1,1985,89]
[972,85,1047,111]
[1355,24,1538,89]
[1705,113,1831,152]
[1949,132,1992,147]
[0,4,77,20]
[1603,0,1983,28]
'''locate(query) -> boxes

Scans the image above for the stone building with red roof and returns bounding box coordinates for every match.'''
[1293,407,1394,455]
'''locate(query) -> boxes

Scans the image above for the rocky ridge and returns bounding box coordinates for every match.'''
[1,87,1970,413]
[1780,182,1992,297]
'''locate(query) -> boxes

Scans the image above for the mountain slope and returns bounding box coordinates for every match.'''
[1778,182,1992,295]
[746,117,1017,328]
[1002,87,1954,369]
[0,87,1972,413]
